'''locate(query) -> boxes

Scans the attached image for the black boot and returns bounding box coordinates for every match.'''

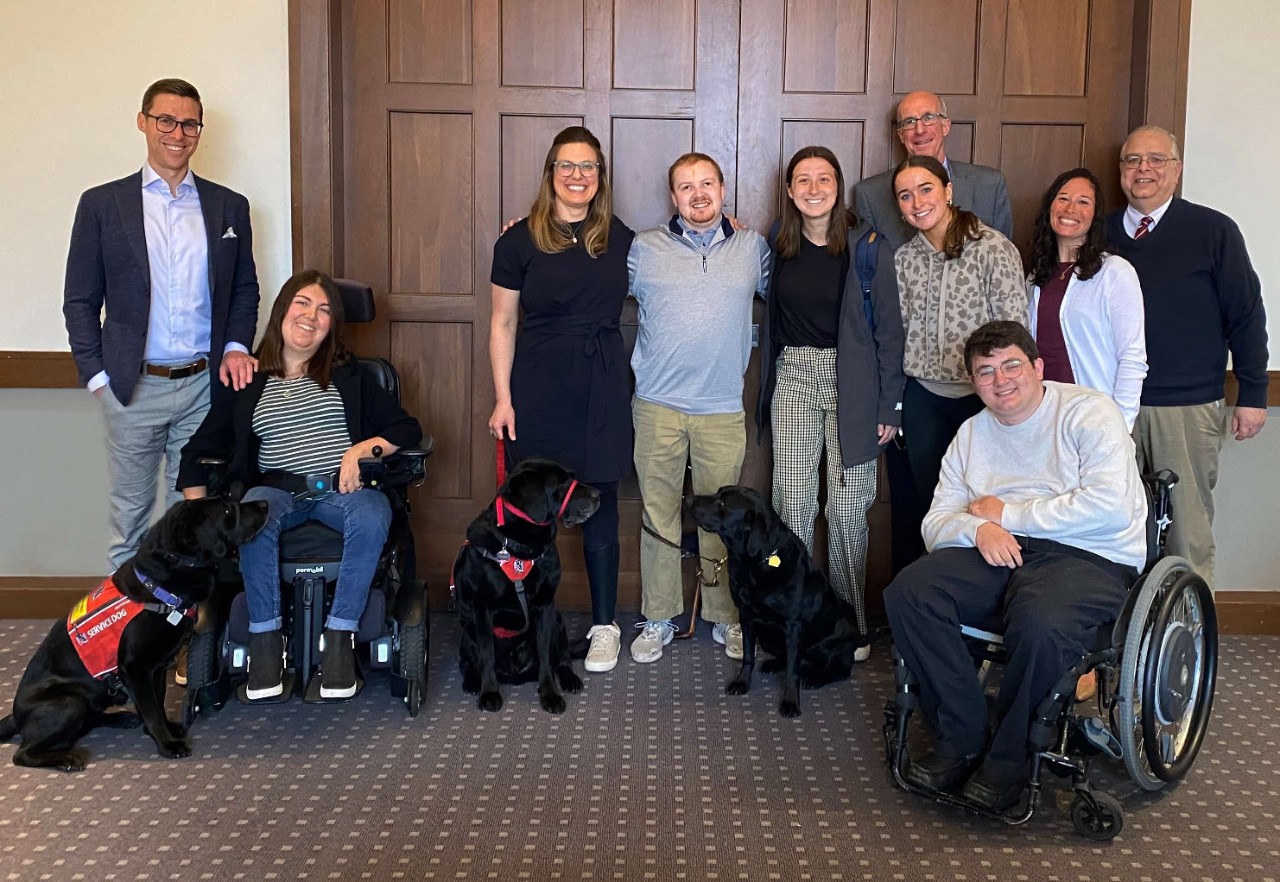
[319,629,357,699]
[246,630,285,700]
[582,543,620,625]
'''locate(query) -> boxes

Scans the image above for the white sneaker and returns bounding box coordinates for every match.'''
[630,620,676,663]
[584,623,622,672]
[854,644,871,663]
[711,622,743,660]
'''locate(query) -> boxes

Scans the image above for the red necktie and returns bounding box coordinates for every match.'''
[1134,216,1153,240]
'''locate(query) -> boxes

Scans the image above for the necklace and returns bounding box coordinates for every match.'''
[565,219,586,244]
[1058,260,1076,280]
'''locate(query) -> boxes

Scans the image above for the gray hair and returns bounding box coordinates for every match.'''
[1123,125,1181,160]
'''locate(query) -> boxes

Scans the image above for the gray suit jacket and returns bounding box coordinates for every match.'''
[853,160,1013,251]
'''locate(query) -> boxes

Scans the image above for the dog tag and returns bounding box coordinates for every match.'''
[166,609,184,626]
[766,553,781,568]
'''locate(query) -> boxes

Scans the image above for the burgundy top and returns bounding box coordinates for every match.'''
[1035,263,1075,383]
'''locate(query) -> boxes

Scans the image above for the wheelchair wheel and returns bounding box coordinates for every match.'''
[1116,556,1217,790]
[183,626,222,724]
[1070,791,1123,841]
[397,621,427,718]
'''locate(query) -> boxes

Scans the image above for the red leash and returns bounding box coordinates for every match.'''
[495,438,507,488]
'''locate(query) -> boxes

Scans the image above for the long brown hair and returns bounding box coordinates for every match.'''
[255,269,348,389]
[892,155,982,260]
[1029,167,1106,286]
[775,146,852,259]
[527,126,613,258]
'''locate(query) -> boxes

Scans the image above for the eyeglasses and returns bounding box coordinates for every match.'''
[1121,154,1174,169]
[896,112,947,131]
[972,359,1026,386]
[144,113,203,137]
[552,160,601,176]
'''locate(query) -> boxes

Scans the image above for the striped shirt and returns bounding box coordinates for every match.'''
[253,376,349,474]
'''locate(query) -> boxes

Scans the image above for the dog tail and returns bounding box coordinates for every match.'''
[0,715,16,741]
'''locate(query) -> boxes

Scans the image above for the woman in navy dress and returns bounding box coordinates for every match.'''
[488,126,635,674]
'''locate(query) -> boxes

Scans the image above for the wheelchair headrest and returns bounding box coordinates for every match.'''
[334,279,376,323]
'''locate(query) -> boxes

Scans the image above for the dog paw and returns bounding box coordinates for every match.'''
[778,700,802,718]
[759,659,784,674]
[478,691,504,712]
[724,679,751,696]
[558,671,584,694]
[539,692,567,715]
[158,739,192,759]
[56,751,90,772]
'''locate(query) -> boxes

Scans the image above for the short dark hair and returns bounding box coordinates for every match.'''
[255,269,348,388]
[142,78,203,120]
[668,152,724,192]
[964,321,1039,374]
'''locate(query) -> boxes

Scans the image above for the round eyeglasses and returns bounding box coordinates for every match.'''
[972,359,1025,386]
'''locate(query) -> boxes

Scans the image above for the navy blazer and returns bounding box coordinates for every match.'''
[63,171,260,406]
[853,160,1014,252]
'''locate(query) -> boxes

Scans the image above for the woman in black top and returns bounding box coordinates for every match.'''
[757,146,905,659]
[488,126,635,674]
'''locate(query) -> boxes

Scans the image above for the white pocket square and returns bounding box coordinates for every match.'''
[222,226,237,239]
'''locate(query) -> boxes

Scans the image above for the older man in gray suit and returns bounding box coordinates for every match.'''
[855,91,1013,251]
[854,90,1014,574]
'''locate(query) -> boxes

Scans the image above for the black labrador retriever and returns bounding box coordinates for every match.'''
[453,459,599,714]
[0,497,267,771]
[689,485,864,718]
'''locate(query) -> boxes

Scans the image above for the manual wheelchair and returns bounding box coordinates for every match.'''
[883,470,1218,840]
[182,279,434,719]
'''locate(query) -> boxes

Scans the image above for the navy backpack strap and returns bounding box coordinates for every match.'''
[855,229,879,332]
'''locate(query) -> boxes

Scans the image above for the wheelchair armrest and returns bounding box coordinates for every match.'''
[358,439,433,491]
[198,457,230,496]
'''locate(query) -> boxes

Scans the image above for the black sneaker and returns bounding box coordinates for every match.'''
[320,629,357,699]
[246,630,285,700]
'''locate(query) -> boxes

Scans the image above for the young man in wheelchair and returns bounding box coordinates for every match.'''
[884,320,1147,812]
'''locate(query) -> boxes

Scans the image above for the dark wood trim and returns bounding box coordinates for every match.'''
[1216,591,1280,635]
[5,347,1277,406]
[0,577,97,619]
[0,351,80,389]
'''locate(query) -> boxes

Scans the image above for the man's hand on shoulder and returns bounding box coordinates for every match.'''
[967,495,1005,524]
[975,522,1023,569]
[219,350,258,391]
[1232,405,1267,441]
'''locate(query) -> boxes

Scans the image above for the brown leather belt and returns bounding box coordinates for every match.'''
[141,358,208,379]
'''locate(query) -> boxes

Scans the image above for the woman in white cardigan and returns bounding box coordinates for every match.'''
[1027,168,1147,430]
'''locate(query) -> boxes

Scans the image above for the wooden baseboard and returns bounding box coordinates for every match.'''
[3,579,1279,637]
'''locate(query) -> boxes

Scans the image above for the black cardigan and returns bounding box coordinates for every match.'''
[177,360,423,491]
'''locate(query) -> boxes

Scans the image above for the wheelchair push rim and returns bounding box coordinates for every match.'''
[1116,556,1217,791]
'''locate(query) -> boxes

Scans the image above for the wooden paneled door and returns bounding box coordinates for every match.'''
[292,0,1188,611]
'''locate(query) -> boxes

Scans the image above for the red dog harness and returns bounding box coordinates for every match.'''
[67,574,197,680]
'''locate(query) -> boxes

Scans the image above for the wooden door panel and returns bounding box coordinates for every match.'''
[391,321,474,500]
[1004,0,1089,96]
[783,0,869,94]
[891,0,980,94]
[501,0,584,88]
[389,0,473,84]
[612,0,697,90]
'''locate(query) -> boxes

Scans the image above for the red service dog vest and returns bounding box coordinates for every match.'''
[67,578,143,680]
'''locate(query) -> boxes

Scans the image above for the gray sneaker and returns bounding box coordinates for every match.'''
[584,623,621,673]
[630,620,676,663]
[711,622,743,660]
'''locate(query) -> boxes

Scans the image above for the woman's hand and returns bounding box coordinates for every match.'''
[876,423,897,446]
[338,447,365,494]
[489,402,516,442]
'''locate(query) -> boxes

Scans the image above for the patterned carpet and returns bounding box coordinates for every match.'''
[0,615,1276,882]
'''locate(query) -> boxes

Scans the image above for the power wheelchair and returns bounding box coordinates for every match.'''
[883,470,1218,840]
[182,279,435,719]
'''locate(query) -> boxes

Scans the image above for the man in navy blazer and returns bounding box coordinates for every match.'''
[63,78,260,569]
[854,91,1013,251]
[853,90,1015,576]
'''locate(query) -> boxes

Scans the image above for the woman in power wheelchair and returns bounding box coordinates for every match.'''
[177,270,431,712]
[884,468,1217,840]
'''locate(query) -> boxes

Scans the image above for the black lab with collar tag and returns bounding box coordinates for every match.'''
[689,485,865,718]
[0,497,267,771]
[453,459,600,713]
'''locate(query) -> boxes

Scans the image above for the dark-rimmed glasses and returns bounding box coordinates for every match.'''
[973,359,1025,386]
[144,113,203,137]
[896,112,947,131]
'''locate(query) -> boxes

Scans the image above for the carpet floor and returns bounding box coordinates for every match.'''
[0,615,1275,881]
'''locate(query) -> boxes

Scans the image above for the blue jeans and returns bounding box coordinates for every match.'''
[239,485,392,633]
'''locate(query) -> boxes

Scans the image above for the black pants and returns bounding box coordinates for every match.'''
[884,540,1134,773]
[891,381,983,573]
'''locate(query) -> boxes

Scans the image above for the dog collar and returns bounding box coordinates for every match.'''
[134,567,197,626]
[495,479,579,527]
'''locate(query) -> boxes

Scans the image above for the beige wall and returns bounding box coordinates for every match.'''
[0,1,1275,588]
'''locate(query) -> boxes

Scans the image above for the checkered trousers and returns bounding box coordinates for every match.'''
[770,346,877,632]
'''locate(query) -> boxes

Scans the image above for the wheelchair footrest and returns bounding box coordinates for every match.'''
[303,671,365,703]
[237,670,298,705]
